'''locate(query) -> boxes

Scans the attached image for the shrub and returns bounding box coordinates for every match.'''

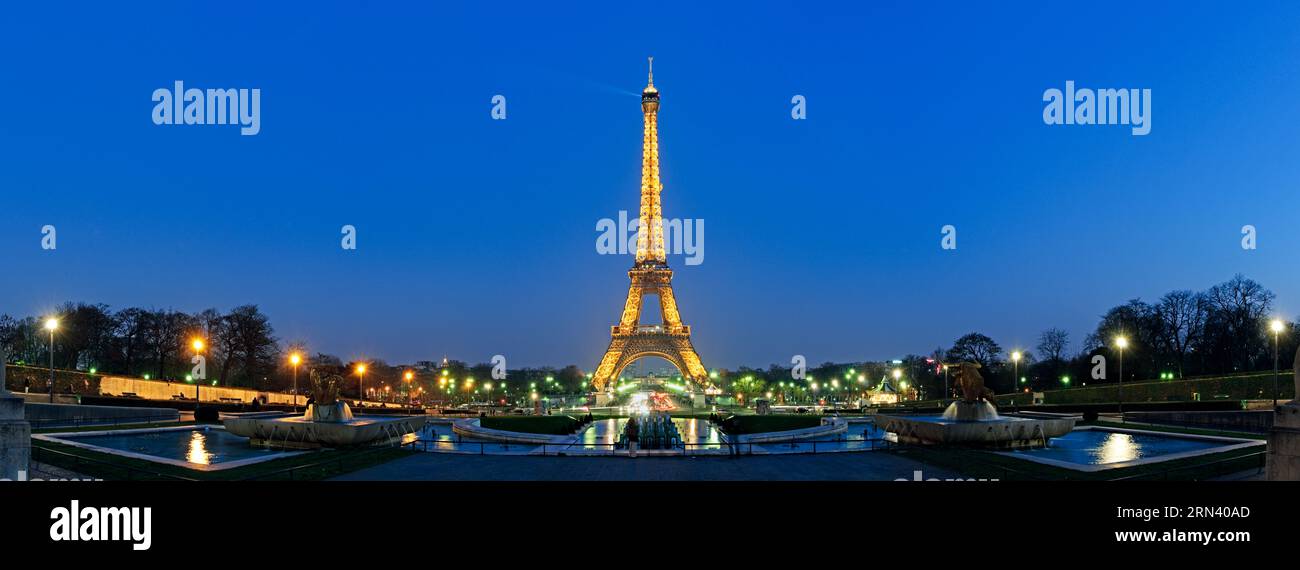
[194,407,221,423]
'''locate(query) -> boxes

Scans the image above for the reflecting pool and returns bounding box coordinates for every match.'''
[1012,428,1222,465]
[60,427,280,466]
[578,418,726,450]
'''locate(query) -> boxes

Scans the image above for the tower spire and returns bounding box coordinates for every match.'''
[591,60,709,394]
[636,57,665,265]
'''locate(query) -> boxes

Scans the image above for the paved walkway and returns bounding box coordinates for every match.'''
[333,450,959,481]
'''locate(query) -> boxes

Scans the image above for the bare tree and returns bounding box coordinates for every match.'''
[1036,328,1070,363]
[1204,274,1274,371]
[112,308,150,376]
[144,309,191,379]
[214,305,278,388]
[1155,290,1207,378]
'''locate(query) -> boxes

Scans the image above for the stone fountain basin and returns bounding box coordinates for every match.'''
[223,414,427,449]
[873,413,1075,448]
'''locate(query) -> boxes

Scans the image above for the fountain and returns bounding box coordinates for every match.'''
[223,370,425,449]
[615,413,681,450]
[874,362,1074,448]
[941,399,999,421]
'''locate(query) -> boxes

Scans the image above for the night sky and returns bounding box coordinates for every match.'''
[2,1,1297,368]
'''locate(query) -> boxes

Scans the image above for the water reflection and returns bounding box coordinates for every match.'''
[1018,429,1222,465]
[579,418,724,449]
[412,418,888,455]
[187,430,212,465]
[1094,432,1139,464]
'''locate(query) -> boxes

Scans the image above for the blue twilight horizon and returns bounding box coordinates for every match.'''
[1,1,1298,369]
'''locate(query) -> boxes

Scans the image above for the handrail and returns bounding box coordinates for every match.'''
[30,414,183,431]
[236,441,418,481]
[30,442,198,481]
[409,433,894,456]
[1110,449,1267,481]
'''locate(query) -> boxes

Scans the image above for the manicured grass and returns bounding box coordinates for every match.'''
[906,371,1294,409]
[587,412,731,420]
[1091,420,1266,440]
[479,415,584,435]
[717,414,822,435]
[30,438,414,481]
[587,413,821,434]
[33,420,196,434]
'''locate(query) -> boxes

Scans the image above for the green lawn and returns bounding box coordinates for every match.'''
[31,438,414,481]
[479,415,584,435]
[33,420,197,434]
[1092,420,1266,440]
[717,414,822,435]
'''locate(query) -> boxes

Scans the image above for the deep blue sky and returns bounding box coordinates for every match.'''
[2,1,1298,368]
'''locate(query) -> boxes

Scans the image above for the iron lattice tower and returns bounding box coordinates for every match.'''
[592,58,709,393]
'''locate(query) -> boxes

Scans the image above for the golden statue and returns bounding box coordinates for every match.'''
[950,362,997,405]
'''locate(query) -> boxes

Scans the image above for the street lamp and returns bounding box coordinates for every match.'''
[942,364,949,400]
[1011,351,1022,395]
[892,368,902,404]
[44,318,58,403]
[191,338,205,414]
[356,363,367,407]
[404,370,414,404]
[289,352,302,413]
[1271,319,1286,407]
[1115,336,1129,421]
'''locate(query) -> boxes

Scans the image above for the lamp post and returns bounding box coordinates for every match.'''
[1011,351,1022,410]
[42,318,59,403]
[356,363,367,408]
[404,370,414,405]
[942,364,949,401]
[191,338,205,415]
[1271,319,1286,407]
[1011,351,1022,396]
[44,318,58,403]
[289,352,302,413]
[1115,336,1128,422]
[892,368,902,404]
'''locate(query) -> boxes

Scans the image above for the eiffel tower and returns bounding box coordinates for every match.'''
[591,58,709,394]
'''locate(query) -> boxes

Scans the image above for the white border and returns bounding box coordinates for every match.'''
[995,425,1265,472]
[34,425,308,472]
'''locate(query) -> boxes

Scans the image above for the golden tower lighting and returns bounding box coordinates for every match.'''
[592,57,709,393]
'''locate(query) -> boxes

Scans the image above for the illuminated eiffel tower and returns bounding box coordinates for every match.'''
[592,58,709,393]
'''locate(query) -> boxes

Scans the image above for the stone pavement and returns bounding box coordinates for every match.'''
[333,449,960,481]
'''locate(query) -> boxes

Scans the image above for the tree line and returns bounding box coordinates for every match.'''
[2,274,1294,400]
[693,275,1298,402]
[0,304,279,390]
